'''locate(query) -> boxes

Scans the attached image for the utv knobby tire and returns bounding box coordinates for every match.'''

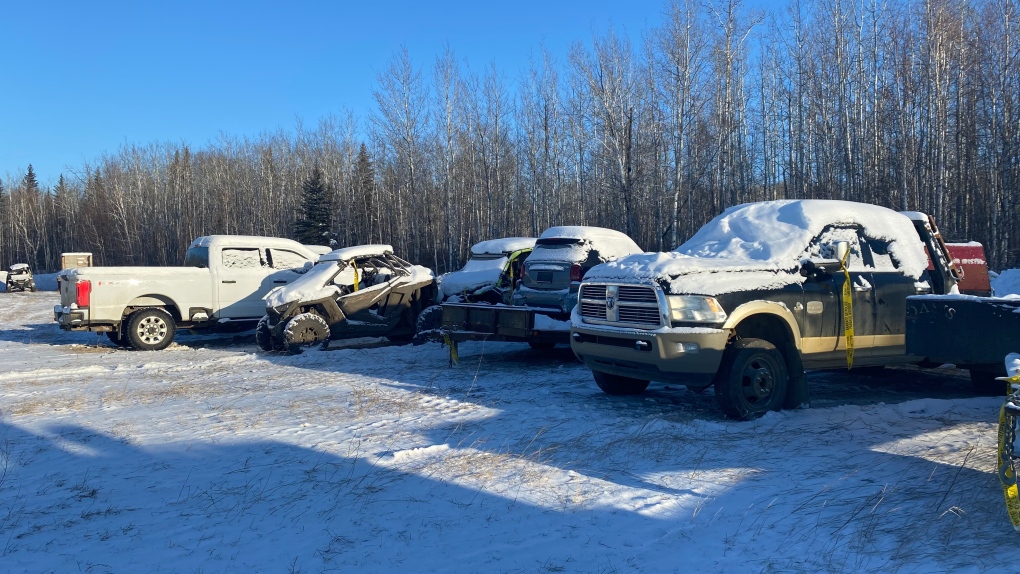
[125,308,176,351]
[256,315,284,352]
[714,338,788,421]
[283,312,330,354]
[593,370,650,396]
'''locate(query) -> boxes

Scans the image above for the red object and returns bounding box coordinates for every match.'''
[942,243,992,296]
[76,280,92,307]
[570,263,583,282]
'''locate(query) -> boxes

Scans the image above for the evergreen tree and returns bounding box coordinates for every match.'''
[352,143,376,244]
[292,167,333,245]
[22,164,39,193]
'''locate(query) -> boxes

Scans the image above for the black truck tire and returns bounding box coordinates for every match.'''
[714,338,788,421]
[125,308,177,351]
[106,330,130,348]
[593,370,650,396]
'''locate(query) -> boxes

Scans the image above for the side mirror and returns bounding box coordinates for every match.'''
[834,240,850,263]
[800,259,841,279]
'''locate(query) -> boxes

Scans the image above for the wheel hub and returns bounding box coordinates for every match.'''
[744,362,774,401]
[138,318,166,342]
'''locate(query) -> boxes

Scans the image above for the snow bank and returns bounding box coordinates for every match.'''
[992,269,1020,297]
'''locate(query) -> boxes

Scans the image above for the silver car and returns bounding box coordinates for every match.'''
[512,226,642,315]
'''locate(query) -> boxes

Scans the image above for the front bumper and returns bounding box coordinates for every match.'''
[570,323,729,385]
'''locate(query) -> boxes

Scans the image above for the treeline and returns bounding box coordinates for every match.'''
[2,0,1019,274]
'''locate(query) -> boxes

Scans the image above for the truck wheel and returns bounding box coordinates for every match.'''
[714,338,788,421]
[593,370,650,396]
[256,315,284,352]
[125,308,176,351]
[283,312,330,354]
[969,368,1005,396]
[106,330,130,348]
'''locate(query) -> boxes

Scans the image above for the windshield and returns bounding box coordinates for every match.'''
[184,246,209,268]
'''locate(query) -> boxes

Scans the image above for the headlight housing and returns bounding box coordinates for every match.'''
[666,295,727,323]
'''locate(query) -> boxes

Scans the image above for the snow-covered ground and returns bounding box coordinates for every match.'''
[0,291,1016,573]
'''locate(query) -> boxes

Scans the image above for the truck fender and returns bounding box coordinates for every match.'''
[124,295,181,321]
[722,300,803,352]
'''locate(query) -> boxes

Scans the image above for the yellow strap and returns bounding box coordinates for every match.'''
[998,400,1020,532]
[443,333,459,365]
[352,261,360,292]
[840,250,854,370]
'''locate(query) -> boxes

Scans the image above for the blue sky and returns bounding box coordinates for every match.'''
[1,0,671,186]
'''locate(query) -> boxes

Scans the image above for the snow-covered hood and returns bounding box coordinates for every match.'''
[438,257,507,298]
[585,252,804,295]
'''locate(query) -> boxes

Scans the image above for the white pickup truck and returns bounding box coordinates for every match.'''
[54,235,330,350]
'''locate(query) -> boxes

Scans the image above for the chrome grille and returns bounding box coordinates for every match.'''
[578,283,663,329]
[618,285,657,303]
[580,302,607,320]
[618,307,661,324]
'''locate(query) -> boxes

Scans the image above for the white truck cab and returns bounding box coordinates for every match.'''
[54,235,328,350]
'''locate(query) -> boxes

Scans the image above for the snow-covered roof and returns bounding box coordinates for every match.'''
[319,244,394,262]
[535,226,642,261]
[190,235,304,248]
[9,263,30,271]
[900,211,930,222]
[469,237,536,256]
[586,200,929,294]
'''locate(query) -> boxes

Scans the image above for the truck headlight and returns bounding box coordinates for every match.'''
[666,295,727,323]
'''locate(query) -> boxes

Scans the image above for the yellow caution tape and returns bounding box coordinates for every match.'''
[997,393,1020,532]
[443,332,459,365]
[840,250,854,370]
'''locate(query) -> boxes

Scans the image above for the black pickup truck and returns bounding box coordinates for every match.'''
[570,200,969,420]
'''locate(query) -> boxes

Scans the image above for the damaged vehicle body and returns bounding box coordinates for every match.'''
[5,263,36,292]
[258,245,436,353]
[437,237,535,305]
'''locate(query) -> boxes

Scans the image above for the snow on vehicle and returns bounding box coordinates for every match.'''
[4,263,36,292]
[441,226,643,350]
[53,235,329,350]
[258,244,436,354]
[570,199,967,420]
[438,237,535,305]
[412,237,535,345]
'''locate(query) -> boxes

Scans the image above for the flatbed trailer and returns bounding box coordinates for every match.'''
[906,294,1020,390]
[440,302,570,347]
